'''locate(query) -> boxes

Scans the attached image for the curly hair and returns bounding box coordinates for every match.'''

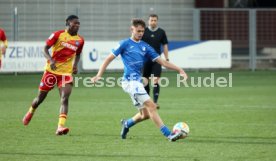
[66,15,79,26]
[131,18,146,28]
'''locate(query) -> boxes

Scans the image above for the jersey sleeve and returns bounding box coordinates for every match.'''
[161,30,168,45]
[146,44,160,62]
[111,40,127,57]
[46,31,60,47]
[76,38,84,55]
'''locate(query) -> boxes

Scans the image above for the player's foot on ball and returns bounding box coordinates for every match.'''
[167,132,183,142]
[120,119,129,139]
[22,112,34,126]
[56,126,69,135]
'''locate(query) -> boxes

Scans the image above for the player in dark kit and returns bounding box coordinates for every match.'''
[142,14,169,108]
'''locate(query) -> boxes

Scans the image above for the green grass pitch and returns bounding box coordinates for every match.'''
[0,71,275,161]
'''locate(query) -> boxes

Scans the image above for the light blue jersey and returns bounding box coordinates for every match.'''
[112,38,160,81]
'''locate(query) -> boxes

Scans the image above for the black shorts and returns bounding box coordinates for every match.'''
[143,61,162,78]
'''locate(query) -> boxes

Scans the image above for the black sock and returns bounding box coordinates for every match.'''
[153,84,160,103]
[145,84,150,95]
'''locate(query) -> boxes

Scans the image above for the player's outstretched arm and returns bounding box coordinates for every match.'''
[91,53,116,83]
[73,54,81,74]
[156,57,188,81]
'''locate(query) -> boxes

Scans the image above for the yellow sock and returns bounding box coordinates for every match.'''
[28,106,36,114]
[58,114,67,127]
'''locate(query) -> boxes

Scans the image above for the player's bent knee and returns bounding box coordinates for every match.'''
[144,100,157,111]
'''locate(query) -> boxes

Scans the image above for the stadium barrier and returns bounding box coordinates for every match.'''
[0,42,45,72]
[0,41,231,72]
[81,40,232,70]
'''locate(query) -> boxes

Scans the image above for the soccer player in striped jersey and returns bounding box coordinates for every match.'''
[0,28,8,69]
[22,15,84,135]
[91,19,188,141]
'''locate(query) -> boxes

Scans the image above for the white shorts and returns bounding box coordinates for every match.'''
[121,80,151,109]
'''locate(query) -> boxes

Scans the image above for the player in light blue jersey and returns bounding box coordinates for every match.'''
[91,18,188,141]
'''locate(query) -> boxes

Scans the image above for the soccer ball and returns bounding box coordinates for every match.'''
[173,122,190,139]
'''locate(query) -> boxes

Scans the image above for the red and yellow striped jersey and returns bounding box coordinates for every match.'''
[45,29,84,75]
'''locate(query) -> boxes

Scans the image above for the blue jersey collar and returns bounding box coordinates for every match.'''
[129,37,141,43]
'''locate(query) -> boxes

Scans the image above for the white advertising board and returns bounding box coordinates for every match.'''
[82,41,123,70]
[0,42,45,72]
[169,40,232,68]
[82,40,231,70]
[0,40,231,72]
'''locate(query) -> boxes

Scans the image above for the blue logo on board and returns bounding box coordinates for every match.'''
[89,48,98,62]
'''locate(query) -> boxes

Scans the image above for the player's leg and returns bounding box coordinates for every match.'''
[143,99,183,141]
[121,81,182,141]
[56,83,72,135]
[123,96,182,141]
[121,96,150,138]
[22,91,49,126]
[121,81,151,139]
[132,108,150,123]
[22,71,54,126]
[152,62,162,108]
[143,99,163,127]
[31,91,49,108]
[143,61,152,95]
[121,107,150,139]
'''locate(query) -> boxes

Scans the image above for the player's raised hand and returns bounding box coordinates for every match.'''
[179,70,188,81]
[91,76,101,83]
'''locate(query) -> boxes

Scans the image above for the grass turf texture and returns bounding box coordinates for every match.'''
[0,71,275,161]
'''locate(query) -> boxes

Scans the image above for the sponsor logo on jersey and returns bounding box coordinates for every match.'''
[61,42,78,51]
[142,46,146,51]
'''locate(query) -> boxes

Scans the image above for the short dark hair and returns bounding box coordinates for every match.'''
[66,15,79,26]
[149,14,158,19]
[131,18,146,28]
